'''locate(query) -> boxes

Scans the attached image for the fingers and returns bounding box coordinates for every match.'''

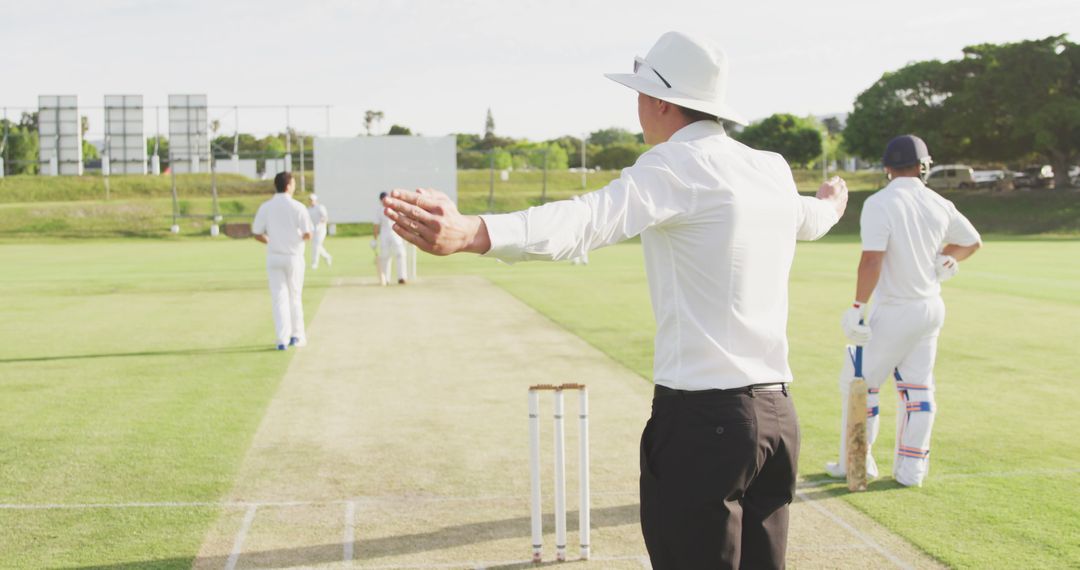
[385,207,439,243]
[391,219,437,252]
[384,197,441,227]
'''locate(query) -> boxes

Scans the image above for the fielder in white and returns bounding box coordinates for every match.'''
[828,135,981,487]
[374,191,408,285]
[308,194,333,269]
[252,172,314,350]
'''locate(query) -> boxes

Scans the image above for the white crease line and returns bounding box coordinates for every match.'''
[0,491,640,511]
[796,491,911,570]
[224,504,258,570]
[353,554,650,570]
[344,500,356,562]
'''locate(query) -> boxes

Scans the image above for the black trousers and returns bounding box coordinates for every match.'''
[640,385,800,570]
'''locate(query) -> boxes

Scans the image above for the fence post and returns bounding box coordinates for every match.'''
[541,147,548,203]
[487,149,495,213]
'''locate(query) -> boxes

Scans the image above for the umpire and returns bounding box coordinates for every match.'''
[381,32,848,569]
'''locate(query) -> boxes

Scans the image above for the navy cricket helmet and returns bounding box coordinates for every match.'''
[882,135,932,168]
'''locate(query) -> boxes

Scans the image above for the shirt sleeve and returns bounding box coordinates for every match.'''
[252,204,267,235]
[860,198,889,251]
[944,204,981,246]
[480,152,693,263]
[795,196,840,241]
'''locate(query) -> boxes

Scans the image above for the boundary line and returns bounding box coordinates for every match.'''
[224,504,258,570]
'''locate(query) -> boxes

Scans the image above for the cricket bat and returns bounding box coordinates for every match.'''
[846,344,869,492]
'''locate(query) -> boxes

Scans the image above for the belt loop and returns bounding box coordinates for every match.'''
[748,386,756,398]
[781,384,788,396]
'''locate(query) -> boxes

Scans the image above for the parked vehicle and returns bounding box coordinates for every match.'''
[926,165,976,190]
[1013,165,1055,189]
[973,170,1011,191]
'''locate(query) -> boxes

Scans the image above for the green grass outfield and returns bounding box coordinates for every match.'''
[1,236,1077,568]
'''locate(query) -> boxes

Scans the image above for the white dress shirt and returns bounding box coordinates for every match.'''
[480,121,839,390]
[252,193,314,257]
[861,177,981,305]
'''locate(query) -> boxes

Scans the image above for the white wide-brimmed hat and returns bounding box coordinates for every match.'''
[605,31,747,126]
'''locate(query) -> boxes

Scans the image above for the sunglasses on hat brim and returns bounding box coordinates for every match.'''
[633,57,671,89]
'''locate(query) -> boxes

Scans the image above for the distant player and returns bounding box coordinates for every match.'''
[252,172,314,350]
[828,135,982,487]
[308,194,333,269]
[374,192,408,285]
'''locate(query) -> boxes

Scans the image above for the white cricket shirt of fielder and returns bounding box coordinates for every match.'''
[309,203,329,228]
[480,120,840,391]
[252,193,314,257]
[860,177,981,305]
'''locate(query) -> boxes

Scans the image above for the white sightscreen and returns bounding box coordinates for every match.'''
[104,95,147,175]
[313,136,457,223]
[168,94,208,173]
[38,95,82,175]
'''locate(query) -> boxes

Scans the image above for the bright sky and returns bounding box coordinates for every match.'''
[2,0,1077,140]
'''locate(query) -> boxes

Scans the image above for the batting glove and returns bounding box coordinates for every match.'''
[935,254,959,282]
[841,302,872,345]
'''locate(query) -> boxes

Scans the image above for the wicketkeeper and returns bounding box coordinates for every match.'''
[827,134,982,487]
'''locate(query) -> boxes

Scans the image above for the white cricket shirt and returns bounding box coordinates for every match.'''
[252,193,314,257]
[375,206,407,251]
[309,204,329,228]
[860,177,981,305]
[480,121,840,390]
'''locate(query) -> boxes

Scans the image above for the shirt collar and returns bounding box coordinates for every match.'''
[668,120,727,143]
[886,176,925,191]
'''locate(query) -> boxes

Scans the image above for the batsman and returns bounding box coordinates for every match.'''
[827,135,982,488]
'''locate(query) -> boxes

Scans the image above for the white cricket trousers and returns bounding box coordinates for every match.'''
[267,253,306,345]
[378,246,407,284]
[310,227,332,269]
[836,296,945,486]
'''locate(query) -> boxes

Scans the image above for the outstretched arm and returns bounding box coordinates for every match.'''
[796,176,848,241]
[383,155,689,262]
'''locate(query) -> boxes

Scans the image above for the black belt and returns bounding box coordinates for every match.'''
[654,383,789,398]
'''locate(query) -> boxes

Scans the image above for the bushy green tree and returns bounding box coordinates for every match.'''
[844,35,1078,185]
[1,120,39,175]
[593,143,648,170]
[736,114,823,167]
[588,127,637,146]
[387,124,413,135]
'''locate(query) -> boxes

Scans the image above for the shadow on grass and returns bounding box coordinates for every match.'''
[59,504,639,569]
[0,345,273,364]
[796,476,907,503]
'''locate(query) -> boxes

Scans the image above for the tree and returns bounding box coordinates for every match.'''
[592,143,648,170]
[82,140,99,161]
[822,116,843,136]
[736,114,823,167]
[19,112,37,131]
[363,110,384,135]
[842,60,959,163]
[949,35,1079,187]
[588,127,637,146]
[843,35,1078,185]
[524,143,569,170]
[387,124,413,135]
[484,108,495,139]
[1,120,38,175]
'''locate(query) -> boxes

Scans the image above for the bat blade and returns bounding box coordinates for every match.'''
[846,369,869,491]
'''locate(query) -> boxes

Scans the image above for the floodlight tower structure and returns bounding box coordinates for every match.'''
[167,95,209,234]
[38,95,83,176]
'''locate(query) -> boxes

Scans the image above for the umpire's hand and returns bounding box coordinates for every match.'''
[382,188,491,256]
